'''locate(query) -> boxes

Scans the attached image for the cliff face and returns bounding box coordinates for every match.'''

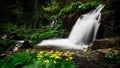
[97,11,120,38]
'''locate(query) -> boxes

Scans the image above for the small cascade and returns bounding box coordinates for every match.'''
[49,20,57,28]
[37,4,105,50]
[68,5,104,45]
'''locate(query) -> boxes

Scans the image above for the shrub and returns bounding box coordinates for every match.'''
[0,52,34,68]
[105,50,120,64]
[0,39,16,54]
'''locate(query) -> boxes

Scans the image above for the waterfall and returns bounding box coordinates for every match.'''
[37,4,105,50]
[68,5,104,45]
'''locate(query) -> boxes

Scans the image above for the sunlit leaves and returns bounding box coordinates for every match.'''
[42,0,60,12]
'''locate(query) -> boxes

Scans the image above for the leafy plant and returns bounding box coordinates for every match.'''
[57,1,100,18]
[22,59,77,68]
[42,0,60,12]
[22,60,54,68]
[0,23,18,34]
[0,56,16,68]
[28,22,68,43]
[0,39,16,54]
[0,52,35,68]
[105,50,115,59]
[11,52,30,66]
[104,50,120,68]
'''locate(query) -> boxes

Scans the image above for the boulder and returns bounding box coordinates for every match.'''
[90,37,120,50]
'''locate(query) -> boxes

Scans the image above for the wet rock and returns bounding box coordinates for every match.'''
[90,37,120,50]
[73,50,106,68]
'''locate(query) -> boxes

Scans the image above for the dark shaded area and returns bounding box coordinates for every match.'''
[21,40,32,48]
[7,33,24,40]
[97,11,120,38]
[96,0,120,38]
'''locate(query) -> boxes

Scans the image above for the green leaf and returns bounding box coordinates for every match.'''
[22,60,45,68]
[11,52,30,66]
[45,60,55,68]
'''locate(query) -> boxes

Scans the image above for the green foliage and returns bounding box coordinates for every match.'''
[42,0,60,12]
[0,23,26,39]
[0,56,16,68]
[105,50,115,59]
[11,52,30,66]
[22,60,54,68]
[57,1,100,18]
[0,23,18,34]
[57,2,81,18]
[0,39,16,54]
[22,60,77,68]
[0,52,35,68]
[29,29,56,41]
[29,28,68,43]
[105,50,120,64]
[0,22,68,44]
[0,51,77,68]
[78,1,100,10]
[28,22,68,43]
[11,1,23,15]
[60,60,77,68]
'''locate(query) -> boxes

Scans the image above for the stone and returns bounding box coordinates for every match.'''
[90,37,120,50]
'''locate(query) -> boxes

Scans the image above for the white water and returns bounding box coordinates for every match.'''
[37,5,105,50]
[49,20,57,28]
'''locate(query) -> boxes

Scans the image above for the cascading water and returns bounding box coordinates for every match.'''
[68,5,104,45]
[49,20,57,28]
[37,4,105,50]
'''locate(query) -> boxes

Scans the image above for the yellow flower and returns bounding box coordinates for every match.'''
[43,60,49,63]
[54,61,56,64]
[37,55,43,58]
[38,51,44,54]
[45,53,49,56]
[65,59,69,61]
[69,57,73,60]
[64,52,69,56]
[50,55,54,58]
[55,55,60,59]
[55,51,60,53]
[50,50,54,53]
